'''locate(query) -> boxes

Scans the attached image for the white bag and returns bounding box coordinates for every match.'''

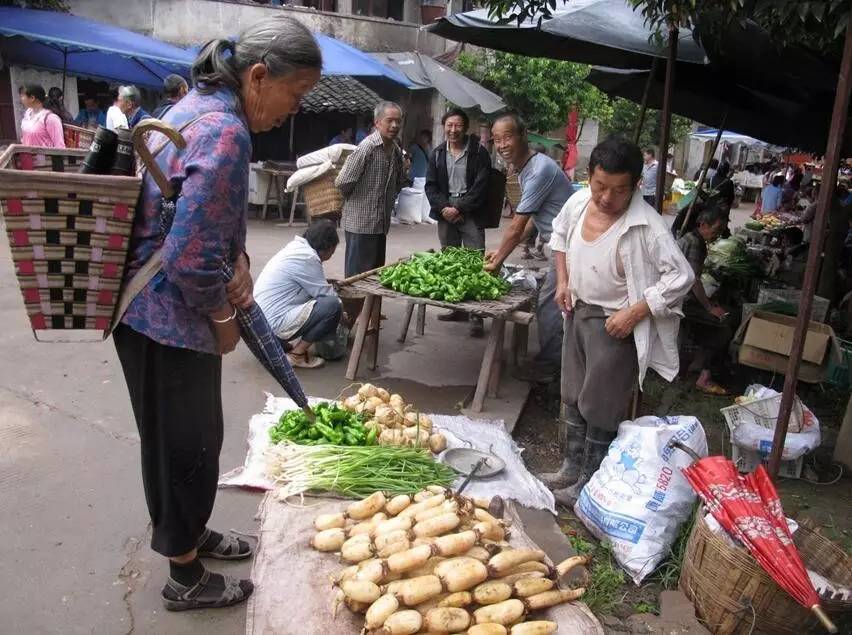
[394,188,425,224]
[575,416,708,584]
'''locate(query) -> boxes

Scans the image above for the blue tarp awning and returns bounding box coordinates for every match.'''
[0,7,195,87]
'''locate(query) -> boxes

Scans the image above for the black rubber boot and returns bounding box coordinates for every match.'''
[537,418,586,490]
[553,427,616,508]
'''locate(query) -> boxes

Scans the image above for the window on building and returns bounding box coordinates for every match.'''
[302,0,337,10]
[354,0,404,20]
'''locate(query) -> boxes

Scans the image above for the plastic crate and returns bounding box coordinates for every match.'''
[730,445,804,479]
[825,339,852,389]
[756,287,830,323]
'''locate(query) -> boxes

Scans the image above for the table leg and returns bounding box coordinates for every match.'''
[288,186,299,226]
[415,303,427,336]
[398,301,416,343]
[275,175,285,220]
[262,173,273,220]
[345,294,375,380]
[510,322,529,367]
[367,296,382,371]
[487,319,505,398]
[471,317,505,413]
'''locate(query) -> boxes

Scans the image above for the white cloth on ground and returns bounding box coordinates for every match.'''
[286,143,357,192]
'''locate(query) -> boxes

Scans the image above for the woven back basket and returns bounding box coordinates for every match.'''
[505,172,522,208]
[680,512,851,635]
[301,167,343,219]
[0,145,143,338]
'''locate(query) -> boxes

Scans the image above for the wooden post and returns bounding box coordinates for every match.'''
[678,112,728,237]
[398,301,416,343]
[655,26,678,215]
[415,303,427,336]
[487,319,506,397]
[633,57,659,146]
[345,294,376,380]
[367,297,382,371]
[769,16,852,479]
[472,318,505,413]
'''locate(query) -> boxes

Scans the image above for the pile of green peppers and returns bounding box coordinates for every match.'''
[378,248,510,303]
[268,402,378,446]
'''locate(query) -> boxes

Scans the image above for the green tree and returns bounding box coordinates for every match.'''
[606,98,693,150]
[0,0,70,9]
[455,50,613,133]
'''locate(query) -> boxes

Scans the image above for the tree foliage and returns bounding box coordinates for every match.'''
[0,0,70,10]
[455,50,613,132]
[606,98,694,151]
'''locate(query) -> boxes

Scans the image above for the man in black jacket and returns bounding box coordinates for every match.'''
[425,108,493,335]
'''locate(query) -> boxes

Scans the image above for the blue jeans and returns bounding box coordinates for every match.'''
[290,296,342,344]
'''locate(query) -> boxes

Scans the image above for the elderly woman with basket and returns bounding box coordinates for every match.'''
[113,17,321,611]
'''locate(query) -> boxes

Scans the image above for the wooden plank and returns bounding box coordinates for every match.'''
[471,318,504,413]
[345,293,375,380]
[487,319,506,398]
[367,296,381,371]
[261,172,273,221]
[511,322,529,367]
[397,301,415,343]
[288,186,299,226]
[275,175,285,219]
[415,303,426,336]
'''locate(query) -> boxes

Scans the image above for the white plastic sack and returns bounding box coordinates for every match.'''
[394,188,425,224]
[420,192,437,224]
[575,415,708,584]
[412,177,426,191]
[731,385,820,460]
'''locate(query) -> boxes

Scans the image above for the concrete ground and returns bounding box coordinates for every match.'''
[0,216,538,634]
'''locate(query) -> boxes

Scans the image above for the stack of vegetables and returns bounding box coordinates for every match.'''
[341,383,448,455]
[705,237,762,280]
[311,487,589,634]
[379,248,510,303]
[269,401,377,446]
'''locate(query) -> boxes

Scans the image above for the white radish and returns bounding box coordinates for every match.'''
[487,549,546,577]
[474,508,502,526]
[464,546,492,563]
[468,625,508,635]
[510,621,558,634]
[473,599,525,626]
[434,530,478,557]
[435,558,489,592]
[513,578,555,598]
[341,579,380,604]
[333,564,358,585]
[375,529,410,551]
[358,383,379,399]
[437,591,472,608]
[491,572,546,586]
[399,494,446,519]
[414,512,461,538]
[555,554,591,578]
[415,500,458,524]
[523,588,586,611]
[376,387,391,402]
[385,575,444,606]
[509,562,552,577]
[426,485,447,495]
[310,528,346,552]
[343,596,369,614]
[385,494,413,516]
[347,491,387,520]
[387,544,433,573]
[354,558,386,584]
[406,556,445,577]
[378,539,411,559]
[365,593,399,630]
[424,607,471,633]
[377,609,422,635]
[341,534,375,563]
[429,433,447,454]
[413,489,435,502]
[473,581,512,605]
[314,512,345,531]
[374,516,413,536]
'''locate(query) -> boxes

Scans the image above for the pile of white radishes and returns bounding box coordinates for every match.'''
[310,487,589,634]
[341,383,448,454]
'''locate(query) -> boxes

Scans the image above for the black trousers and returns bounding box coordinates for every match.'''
[344,231,386,277]
[114,324,224,558]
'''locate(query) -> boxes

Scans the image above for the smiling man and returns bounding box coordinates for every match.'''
[336,100,407,276]
[539,136,694,506]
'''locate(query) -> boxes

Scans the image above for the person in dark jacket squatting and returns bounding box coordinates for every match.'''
[425,108,493,337]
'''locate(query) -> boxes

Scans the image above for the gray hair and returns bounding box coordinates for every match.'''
[192,16,322,95]
[118,85,142,106]
[374,100,402,122]
[163,74,188,98]
[492,112,527,137]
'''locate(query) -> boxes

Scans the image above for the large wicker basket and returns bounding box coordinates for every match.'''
[680,511,851,635]
[301,166,343,219]
[505,172,522,208]
[0,145,142,338]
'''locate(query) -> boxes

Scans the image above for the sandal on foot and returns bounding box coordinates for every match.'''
[197,528,253,561]
[287,352,325,369]
[162,570,253,612]
[696,382,729,396]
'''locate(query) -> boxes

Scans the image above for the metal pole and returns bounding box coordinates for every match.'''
[289,114,295,158]
[633,57,659,146]
[61,47,68,95]
[655,26,678,214]
[679,112,728,237]
[768,15,852,479]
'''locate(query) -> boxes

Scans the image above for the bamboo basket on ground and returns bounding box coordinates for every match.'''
[680,511,851,635]
[0,145,142,338]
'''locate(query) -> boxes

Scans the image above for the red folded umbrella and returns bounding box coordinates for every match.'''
[670,446,837,633]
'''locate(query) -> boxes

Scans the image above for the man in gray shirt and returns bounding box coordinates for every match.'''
[485,113,575,381]
[641,147,658,208]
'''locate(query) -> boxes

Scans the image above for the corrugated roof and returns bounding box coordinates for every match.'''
[301,75,381,114]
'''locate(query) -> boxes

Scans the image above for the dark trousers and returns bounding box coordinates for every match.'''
[344,231,387,277]
[681,300,734,372]
[291,296,342,343]
[561,302,638,432]
[113,324,223,558]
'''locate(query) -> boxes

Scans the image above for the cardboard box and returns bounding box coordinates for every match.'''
[737,345,827,383]
[742,311,832,365]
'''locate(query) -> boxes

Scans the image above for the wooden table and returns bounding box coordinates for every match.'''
[252,162,298,221]
[338,278,535,413]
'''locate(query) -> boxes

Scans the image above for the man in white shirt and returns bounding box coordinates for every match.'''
[105,89,129,130]
[538,137,694,506]
[254,220,342,369]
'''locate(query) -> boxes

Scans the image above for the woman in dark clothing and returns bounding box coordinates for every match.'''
[113,16,320,611]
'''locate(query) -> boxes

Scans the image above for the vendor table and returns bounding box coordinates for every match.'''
[251,162,298,222]
[338,277,535,413]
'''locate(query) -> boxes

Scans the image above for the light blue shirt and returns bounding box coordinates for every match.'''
[761,184,783,212]
[254,236,338,338]
[516,152,574,239]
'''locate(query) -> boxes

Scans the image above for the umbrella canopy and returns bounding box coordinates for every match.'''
[372,51,506,113]
[0,7,194,87]
[677,453,836,631]
[221,265,308,409]
[427,1,707,69]
[314,33,412,87]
